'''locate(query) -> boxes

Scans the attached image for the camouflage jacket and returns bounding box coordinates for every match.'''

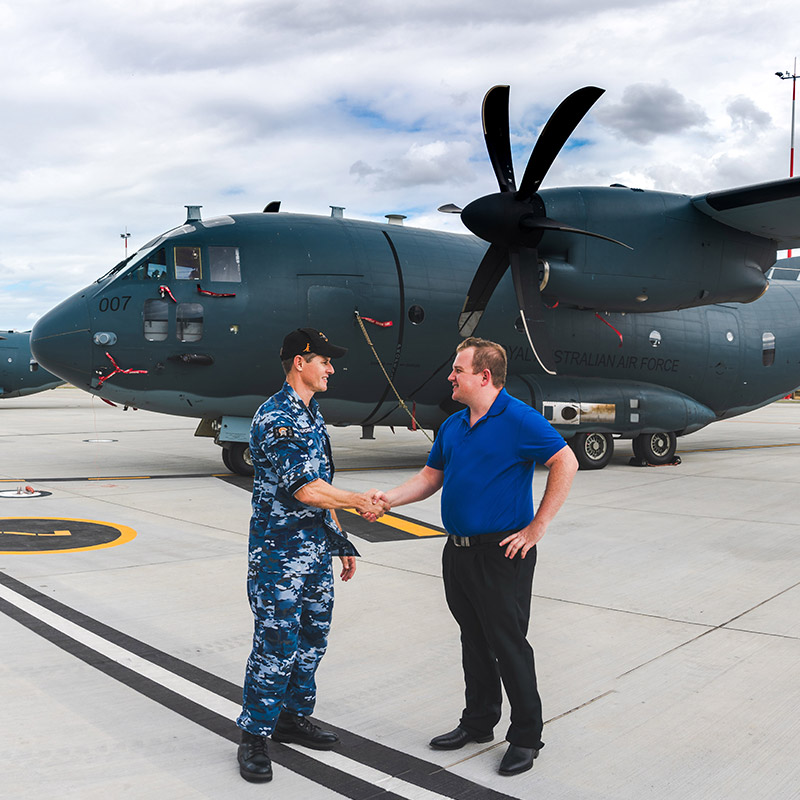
[249,382,358,557]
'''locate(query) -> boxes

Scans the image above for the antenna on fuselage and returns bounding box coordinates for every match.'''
[185,205,203,223]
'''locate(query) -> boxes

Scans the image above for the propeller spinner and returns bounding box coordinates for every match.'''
[452,85,628,375]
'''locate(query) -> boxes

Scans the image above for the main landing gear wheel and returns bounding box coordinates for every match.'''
[569,432,614,470]
[632,431,677,465]
[222,442,254,476]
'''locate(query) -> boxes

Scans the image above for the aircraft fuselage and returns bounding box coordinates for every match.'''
[30,208,800,447]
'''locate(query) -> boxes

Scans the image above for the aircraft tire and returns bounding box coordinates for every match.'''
[569,432,614,470]
[632,431,677,465]
[224,442,255,476]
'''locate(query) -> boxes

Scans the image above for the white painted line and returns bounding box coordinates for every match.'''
[0,581,238,718]
[0,582,458,800]
[309,749,456,800]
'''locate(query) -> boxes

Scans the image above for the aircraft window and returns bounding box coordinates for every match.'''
[408,304,425,325]
[768,267,800,281]
[97,254,135,282]
[175,246,202,280]
[177,303,203,342]
[762,332,775,367]
[649,330,662,348]
[209,246,241,282]
[144,299,169,341]
[123,248,167,281]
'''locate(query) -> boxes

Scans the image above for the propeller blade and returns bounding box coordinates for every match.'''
[482,85,516,193]
[458,243,510,337]
[520,215,633,249]
[438,203,463,214]
[516,86,605,202]
[510,248,557,375]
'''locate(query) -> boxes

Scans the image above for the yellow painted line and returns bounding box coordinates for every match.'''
[87,476,151,481]
[341,508,442,537]
[679,442,800,453]
[0,516,137,554]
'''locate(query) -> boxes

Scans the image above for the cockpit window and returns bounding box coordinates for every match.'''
[175,246,202,280]
[209,246,241,282]
[122,248,167,281]
[97,254,135,282]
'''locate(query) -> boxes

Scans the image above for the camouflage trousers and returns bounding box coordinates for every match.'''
[236,536,334,736]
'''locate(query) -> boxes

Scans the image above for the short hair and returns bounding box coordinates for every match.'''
[281,352,317,376]
[456,337,507,387]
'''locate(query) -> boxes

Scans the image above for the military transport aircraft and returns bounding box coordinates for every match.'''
[0,330,64,398]
[29,86,800,473]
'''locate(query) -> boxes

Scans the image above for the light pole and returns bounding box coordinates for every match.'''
[776,59,798,256]
[120,227,130,258]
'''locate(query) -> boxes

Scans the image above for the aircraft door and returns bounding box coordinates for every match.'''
[304,283,380,407]
[0,340,19,394]
[705,308,741,410]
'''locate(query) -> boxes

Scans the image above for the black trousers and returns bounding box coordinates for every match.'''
[442,538,543,749]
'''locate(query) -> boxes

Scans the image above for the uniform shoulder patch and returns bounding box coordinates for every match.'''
[274,425,295,439]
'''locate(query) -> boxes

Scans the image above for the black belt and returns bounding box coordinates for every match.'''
[448,531,513,547]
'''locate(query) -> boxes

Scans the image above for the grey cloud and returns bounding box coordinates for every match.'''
[349,160,377,178]
[595,83,709,144]
[350,141,474,190]
[727,96,772,131]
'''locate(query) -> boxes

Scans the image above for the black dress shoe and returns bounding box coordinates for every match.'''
[272,712,340,750]
[238,730,273,782]
[498,744,539,775]
[429,726,493,750]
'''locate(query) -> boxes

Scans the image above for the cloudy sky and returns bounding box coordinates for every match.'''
[1,0,798,331]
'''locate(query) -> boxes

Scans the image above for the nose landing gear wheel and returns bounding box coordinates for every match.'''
[222,442,254,476]
[569,432,614,470]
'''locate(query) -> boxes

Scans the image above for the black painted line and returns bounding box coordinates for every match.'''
[0,473,224,483]
[0,572,518,800]
[0,595,406,800]
[218,476,446,541]
[0,570,241,702]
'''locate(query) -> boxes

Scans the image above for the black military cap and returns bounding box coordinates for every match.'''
[280,327,348,360]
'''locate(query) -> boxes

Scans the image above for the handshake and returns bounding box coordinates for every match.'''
[355,489,392,522]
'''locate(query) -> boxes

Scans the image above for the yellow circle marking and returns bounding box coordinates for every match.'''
[0,516,137,555]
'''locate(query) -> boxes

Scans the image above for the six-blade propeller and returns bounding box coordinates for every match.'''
[445,85,629,375]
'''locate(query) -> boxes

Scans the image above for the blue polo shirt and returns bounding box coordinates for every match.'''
[426,388,567,538]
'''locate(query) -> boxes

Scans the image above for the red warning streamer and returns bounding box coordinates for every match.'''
[360,317,393,328]
[97,352,149,388]
[159,285,178,303]
[197,285,236,298]
[595,313,624,347]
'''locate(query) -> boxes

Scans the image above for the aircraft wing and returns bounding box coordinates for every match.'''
[691,176,800,249]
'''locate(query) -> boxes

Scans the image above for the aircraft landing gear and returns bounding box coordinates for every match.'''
[569,432,614,470]
[222,442,254,476]
[631,431,677,465]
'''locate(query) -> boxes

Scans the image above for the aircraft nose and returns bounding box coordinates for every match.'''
[30,290,93,387]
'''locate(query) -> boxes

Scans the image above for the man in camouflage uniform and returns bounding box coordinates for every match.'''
[236,327,386,783]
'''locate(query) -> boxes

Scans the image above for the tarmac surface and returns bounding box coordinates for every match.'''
[2,385,800,799]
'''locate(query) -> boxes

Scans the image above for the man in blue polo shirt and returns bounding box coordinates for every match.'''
[382,336,577,776]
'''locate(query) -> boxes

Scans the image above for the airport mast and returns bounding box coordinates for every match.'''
[775,58,798,256]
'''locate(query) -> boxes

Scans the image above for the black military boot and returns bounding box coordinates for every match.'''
[272,711,339,750]
[238,730,273,782]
